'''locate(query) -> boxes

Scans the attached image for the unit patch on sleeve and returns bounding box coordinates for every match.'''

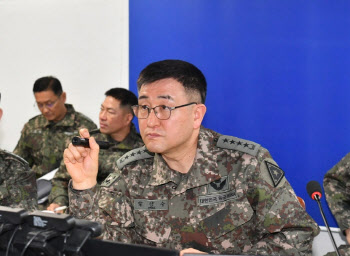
[264,160,285,187]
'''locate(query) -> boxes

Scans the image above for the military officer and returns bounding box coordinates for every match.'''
[64,60,320,255]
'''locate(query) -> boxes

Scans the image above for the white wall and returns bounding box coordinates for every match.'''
[313,227,347,256]
[0,0,129,151]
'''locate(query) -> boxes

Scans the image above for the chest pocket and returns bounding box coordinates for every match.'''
[28,133,44,152]
[132,195,254,246]
[199,195,254,240]
[98,186,134,228]
[133,201,171,244]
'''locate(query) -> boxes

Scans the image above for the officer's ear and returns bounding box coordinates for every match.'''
[193,104,206,129]
[60,92,67,103]
[0,108,3,121]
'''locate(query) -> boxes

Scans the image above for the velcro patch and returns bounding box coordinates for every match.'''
[265,161,285,187]
[134,199,168,211]
[216,135,260,157]
[101,172,120,187]
[64,131,77,135]
[198,190,238,206]
[208,176,229,194]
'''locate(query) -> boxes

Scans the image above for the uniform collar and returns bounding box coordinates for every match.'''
[101,123,142,150]
[43,104,75,128]
[148,127,222,191]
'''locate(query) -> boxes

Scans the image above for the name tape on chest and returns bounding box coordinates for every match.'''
[134,199,169,211]
[198,190,238,206]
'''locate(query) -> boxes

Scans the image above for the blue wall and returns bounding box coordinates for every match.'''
[129,0,350,227]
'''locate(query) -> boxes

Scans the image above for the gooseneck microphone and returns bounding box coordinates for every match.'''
[72,137,112,150]
[306,180,341,256]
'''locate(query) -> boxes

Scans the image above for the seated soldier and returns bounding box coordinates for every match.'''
[0,93,37,211]
[47,88,143,212]
[14,76,97,178]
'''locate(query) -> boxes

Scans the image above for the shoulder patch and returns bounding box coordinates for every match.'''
[0,150,28,166]
[117,146,154,169]
[216,135,260,157]
[101,172,120,187]
[260,158,286,188]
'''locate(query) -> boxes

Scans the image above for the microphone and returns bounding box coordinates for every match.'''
[72,137,112,150]
[306,180,322,201]
[306,181,340,256]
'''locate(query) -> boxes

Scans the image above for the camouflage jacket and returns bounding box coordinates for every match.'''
[69,127,319,255]
[49,124,143,206]
[324,152,350,233]
[14,104,97,178]
[0,149,37,211]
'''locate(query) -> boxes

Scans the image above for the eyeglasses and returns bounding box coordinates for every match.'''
[132,102,197,120]
[35,97,60,109]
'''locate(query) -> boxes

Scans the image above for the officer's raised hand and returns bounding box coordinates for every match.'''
[64,128,99,190]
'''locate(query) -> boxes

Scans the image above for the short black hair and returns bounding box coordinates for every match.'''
[137,60,207,104]
[33,76,63,96]
[105,88,138,115]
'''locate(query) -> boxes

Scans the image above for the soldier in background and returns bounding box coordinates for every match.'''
[324,154,350,245]
[14,76,97,178]
[47,88,143,212]
[0,93,37,210]
[64,60,319,255]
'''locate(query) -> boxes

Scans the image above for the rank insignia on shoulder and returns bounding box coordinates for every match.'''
[216,135,260,157]
[265,161,285,187]
[117,146,154,169]
[101,173,120,187]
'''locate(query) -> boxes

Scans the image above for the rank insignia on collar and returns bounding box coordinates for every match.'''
[208,176,229,194]
[101,172,120,187]
[265,161,284,187]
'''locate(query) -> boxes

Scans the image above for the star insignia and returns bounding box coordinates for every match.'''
[265,161,285,187]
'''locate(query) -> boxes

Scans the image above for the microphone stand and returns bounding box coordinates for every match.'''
[315,194,341,256]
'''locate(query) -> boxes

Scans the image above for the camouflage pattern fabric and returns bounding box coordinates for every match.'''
[69,126,319,255]
[324,245,350,256]
[48,124,143,206]
[324,152,350,234]
[14,104,97,178]
[0,149,37,211]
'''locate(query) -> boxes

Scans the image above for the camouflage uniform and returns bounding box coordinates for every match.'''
[0,149,37,211]
[48,124,143,207]
[14,104,97,178]
[69,127,319,255]
[324,153,350,235]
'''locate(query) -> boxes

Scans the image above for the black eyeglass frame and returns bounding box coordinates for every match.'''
[132,102,197,120]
